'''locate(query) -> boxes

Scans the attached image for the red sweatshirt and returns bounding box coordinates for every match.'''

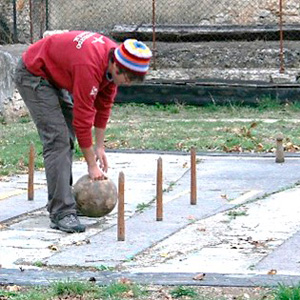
[22,31,118,148]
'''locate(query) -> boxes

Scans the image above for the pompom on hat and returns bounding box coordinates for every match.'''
[114,39,152,75]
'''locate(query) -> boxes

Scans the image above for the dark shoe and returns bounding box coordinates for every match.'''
[50,214,86,233]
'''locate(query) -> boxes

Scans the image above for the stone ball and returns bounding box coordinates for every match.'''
[73,175,118,218]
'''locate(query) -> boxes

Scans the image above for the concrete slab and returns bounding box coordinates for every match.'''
[121,187,300,275]
[256,230,300,275]
[1,151,300,287]
[1,268,300,288]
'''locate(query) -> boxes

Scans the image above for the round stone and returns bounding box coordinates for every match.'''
[73,175,118,217]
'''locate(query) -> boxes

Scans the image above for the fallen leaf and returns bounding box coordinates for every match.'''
[267,269,277,275]
[197,227,206,232]
[48,245,58,251]
[74,239,91,246]
[250,240,266,248]
[160,253,169,257]
[193,273,206,280]
[118,277,133,285]
[256,143,264,151]
[124,290,134,297]
[176,142,184,150]
[223,145,230,152]
[221,194,228,200]
[16,0,25,11]
[285,142,300,152]
[7,285,22,292]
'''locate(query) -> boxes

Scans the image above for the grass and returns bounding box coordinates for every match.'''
[1,99,300,177]
[136,202,151,213]
[273,283,300,300]
[0,280,147,300]
[227,209,248,219]
[1,280,299,299]
[170,286,198,298]
[1,99,299,298]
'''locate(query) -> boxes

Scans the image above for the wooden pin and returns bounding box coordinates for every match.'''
[190,146,197,205]
[156,157,163,221]
[275,134,285,163]
[117,171,125,241]
[28,142,35,201]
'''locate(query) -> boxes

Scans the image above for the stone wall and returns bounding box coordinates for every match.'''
[1,0,300,121]
[0,44,28,121]
[1,38,300,121]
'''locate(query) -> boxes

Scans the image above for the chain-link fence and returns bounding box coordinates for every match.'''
[1,0,300,79]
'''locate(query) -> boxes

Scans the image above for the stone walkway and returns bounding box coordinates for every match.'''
[1,151,300,286]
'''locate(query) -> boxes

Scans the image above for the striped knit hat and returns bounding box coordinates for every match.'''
[114,39,152,75]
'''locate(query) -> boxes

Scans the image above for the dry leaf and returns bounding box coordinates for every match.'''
[74,239,91,246]
[16,0,25,11]
[159,289,173,299]
[7,285,22,292]
[124,290,134,297]
[197,227,206,232]
[223,145,230,152]
[285,142,300,152]
[118,277,133,285]
[48,244,58,251]
[193,273,206,280]
[229,145,243,152]
[267,269,277,275]
[256,143,264,151]
[160,252,169,257]
[250,240,266,248]
[221,194,228,200]
[176,142,184,150]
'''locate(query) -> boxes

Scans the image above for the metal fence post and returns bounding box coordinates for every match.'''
[45,0,49,30]
[279,0,285,74]
[29,0,33,43]
[12,0,17,42]
[152,0,156,70]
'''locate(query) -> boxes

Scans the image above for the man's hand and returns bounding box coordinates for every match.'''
[88,164,105,180]
[81,127,109,180]
[81,146,106,180]
[95,146,108,173]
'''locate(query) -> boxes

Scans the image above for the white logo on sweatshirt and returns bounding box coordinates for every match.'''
[90,86,98,97]
[92,36,105,44]
[73,32,95,49]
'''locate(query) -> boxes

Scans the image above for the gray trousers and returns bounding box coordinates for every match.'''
[14,59,77,221]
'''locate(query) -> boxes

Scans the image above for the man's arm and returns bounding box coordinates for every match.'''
[80,127,108,180]
[94,127,108,173]
[81,145,105,180]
